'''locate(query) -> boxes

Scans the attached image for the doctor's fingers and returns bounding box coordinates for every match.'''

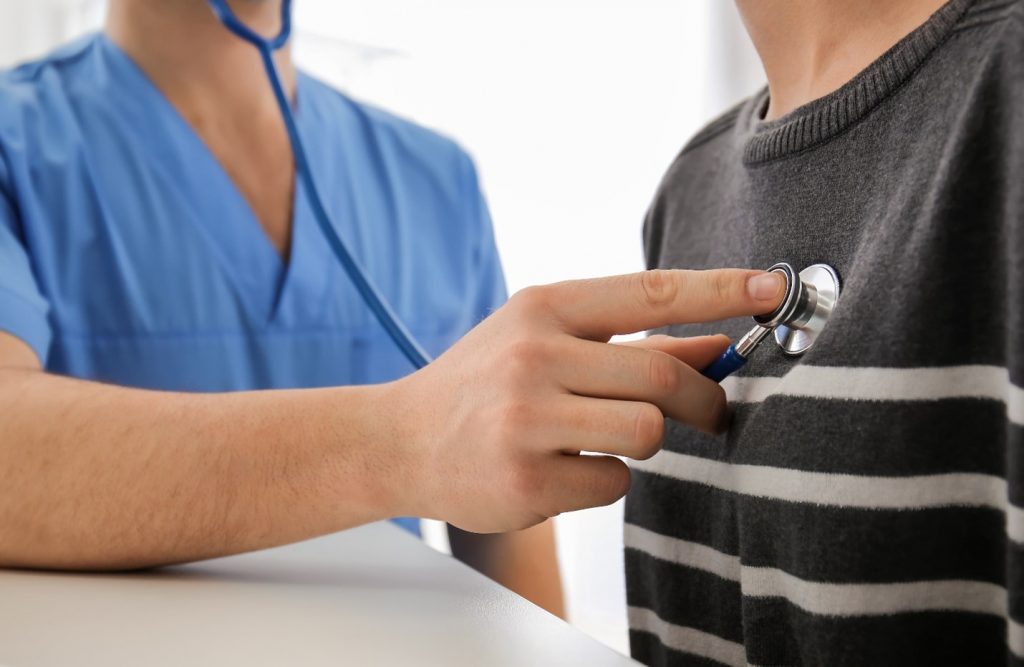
[555,338,728,434]
[515,454,631,518]
[521,269,785,340]
[517,394,666,460]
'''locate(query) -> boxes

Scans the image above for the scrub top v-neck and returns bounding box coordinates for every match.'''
[0,34,506,396]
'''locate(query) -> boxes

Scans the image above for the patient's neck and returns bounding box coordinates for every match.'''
[735,0,949,120]
[104,0,295,119]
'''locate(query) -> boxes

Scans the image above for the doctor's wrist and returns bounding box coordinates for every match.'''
[301,382,418,528]
[370,375,444,522]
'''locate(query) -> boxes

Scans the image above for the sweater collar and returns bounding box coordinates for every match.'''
[742,0,975,165]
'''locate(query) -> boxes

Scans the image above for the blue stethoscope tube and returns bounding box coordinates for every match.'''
[206,0,432,370]
[701,346,749,384]
[700,324,774,383]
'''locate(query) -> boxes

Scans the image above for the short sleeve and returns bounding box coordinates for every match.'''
[0,152,52,363]
[459,151,507,319]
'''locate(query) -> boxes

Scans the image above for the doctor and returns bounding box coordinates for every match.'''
[0,0,784,610]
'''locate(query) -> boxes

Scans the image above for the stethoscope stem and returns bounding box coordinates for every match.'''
[701,324,772,383]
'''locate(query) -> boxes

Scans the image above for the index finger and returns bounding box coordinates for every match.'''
[547,269,786,338]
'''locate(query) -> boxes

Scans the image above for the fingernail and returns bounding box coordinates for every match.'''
[747,272,784,301]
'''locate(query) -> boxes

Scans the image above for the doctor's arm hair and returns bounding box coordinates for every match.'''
[0,331,406,570]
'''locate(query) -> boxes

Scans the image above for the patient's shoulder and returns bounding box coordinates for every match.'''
[955,0,1023,86]
[679,96,753,157]
[649,93,757,210]
[652,93,758,196]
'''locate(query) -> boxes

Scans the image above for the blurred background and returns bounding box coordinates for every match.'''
[0,0,763,655]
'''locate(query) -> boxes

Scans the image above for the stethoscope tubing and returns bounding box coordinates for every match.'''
[206,0,433,370]
[700,345,749,383]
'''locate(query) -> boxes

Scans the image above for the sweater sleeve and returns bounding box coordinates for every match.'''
[998,4,1024,634]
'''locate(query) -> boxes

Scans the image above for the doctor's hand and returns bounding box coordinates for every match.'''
[385,268,785,533]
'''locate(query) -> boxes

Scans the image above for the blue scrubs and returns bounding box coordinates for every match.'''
[0,35,507,535]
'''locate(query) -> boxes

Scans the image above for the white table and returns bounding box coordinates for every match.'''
[0,522,637,666]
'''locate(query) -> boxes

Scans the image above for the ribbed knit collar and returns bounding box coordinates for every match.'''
[743,0,975,164]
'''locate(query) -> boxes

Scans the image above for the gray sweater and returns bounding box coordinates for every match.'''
[625,0,1024,665]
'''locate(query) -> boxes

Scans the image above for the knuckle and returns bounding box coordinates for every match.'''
[507,461,546,506]
[633,404,665,459]
[498,398,536,434]
[710,271,738,305]
[511,285,554,315]
[504,339,549,376]
[637,270,679,309]
[647,351,682,395]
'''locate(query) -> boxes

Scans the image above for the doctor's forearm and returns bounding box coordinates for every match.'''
[0,367,407,570]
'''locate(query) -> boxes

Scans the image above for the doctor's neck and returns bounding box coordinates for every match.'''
[105,0,296,114]
[735,0,948,120]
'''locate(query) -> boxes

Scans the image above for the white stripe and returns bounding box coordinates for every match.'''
[630,451,1024,544]
[625,523,740,582]
[1012,623,1024,659]
[719,364,1024,426]
[628,606,748,667]
[625,524,1024,658]
[743,569,1006,616]
[1011,506,1024,543]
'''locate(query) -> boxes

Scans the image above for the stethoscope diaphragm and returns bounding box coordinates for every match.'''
[763,263,841,356]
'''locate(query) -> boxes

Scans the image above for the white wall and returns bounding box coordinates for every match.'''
[0,0,763,655]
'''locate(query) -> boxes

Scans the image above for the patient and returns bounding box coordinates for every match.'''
[625,0,1024,664]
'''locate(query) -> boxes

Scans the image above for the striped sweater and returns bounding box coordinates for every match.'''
[625,1,1024,665]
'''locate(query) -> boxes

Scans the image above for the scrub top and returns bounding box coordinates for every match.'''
[0,34,507,535]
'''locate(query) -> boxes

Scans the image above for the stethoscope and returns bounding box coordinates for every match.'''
[701,263,841,381]
[205,0,841,383]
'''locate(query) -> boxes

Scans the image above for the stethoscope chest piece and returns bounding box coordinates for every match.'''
[700,261,841,382]
[701,261,840,381]
[769,263,841,355]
